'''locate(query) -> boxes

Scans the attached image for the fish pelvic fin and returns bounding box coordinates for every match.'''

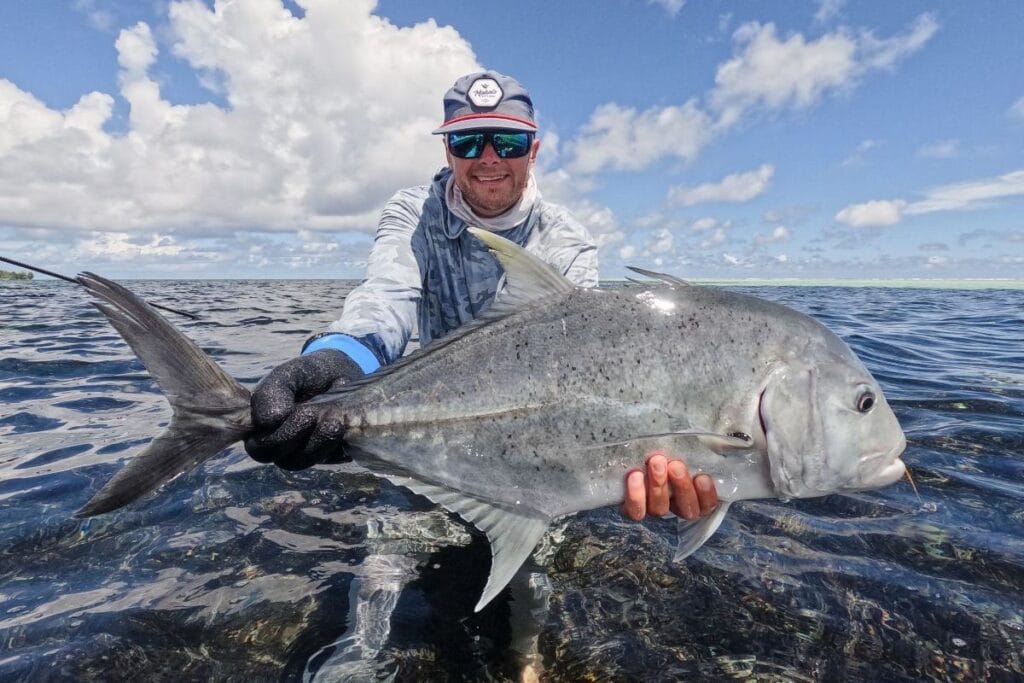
[74,273,252,517]
[673,501,731,561]
[371,465,550,612]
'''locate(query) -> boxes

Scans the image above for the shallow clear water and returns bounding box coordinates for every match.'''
[1,280,1022,681]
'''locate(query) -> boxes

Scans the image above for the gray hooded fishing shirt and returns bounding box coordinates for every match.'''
[304,168,598,371]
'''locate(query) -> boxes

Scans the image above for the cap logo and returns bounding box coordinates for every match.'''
[467,77,503,109]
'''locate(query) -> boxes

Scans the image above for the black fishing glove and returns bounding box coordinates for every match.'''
[244,349,364,470]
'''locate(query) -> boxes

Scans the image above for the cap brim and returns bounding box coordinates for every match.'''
[432,115,537,135]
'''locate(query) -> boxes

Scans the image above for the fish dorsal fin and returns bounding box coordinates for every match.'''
[626,266,690,287]
[371,465,550,612]
[468,228,575,316]
[674,501,731,560]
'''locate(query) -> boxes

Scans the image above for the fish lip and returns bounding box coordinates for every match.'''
[858,434,907,467]
[856,438,908,487]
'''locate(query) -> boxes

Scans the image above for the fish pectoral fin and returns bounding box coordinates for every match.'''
[583,430,754,454]
[674,501,732,561]
[372,469,550,613]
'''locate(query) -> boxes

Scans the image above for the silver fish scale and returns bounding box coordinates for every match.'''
[336,285,826,518]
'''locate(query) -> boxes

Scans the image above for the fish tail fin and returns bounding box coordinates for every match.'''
[74,273,252,518]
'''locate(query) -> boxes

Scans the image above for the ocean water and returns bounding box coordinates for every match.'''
[1,279,1022,682]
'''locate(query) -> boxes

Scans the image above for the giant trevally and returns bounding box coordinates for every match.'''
[73,228,907,611]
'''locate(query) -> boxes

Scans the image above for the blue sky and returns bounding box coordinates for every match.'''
[0,0,1021,279]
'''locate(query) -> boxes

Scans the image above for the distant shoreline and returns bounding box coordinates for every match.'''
[0,269,33,280]
[666,278,1024,290]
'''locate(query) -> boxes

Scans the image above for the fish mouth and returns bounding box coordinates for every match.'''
[855,436,908,488]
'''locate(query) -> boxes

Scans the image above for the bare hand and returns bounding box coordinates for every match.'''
[621,451,718,521]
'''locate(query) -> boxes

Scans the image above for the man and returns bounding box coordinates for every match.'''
[244,70,718,523]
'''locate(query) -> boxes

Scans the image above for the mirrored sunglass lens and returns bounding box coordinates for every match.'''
[448,133,484,158]
[492,133,530,158]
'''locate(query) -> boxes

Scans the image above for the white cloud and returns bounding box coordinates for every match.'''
[917,139,960,159]
[619,244,636,260]
[841,138,879,167]
[79,232,188,260]
[711,15,937,127]
[691,216,721,231]
[649,0,685,17]
[701,228,727,249]
[814,0,845,25]
[0,1,480,236]
[74,0,117,33]
[835,169,1024,227]
[755,225,790,244]
[566,101,712,174]
[835,199,906,227]
[858,14,940,71]
[1011,96,1024,122]
[646,228,675,255]
[562,14,935,179]
[775,253,789,263]
[116,22,158,74]
[906,169,1024,214]
[668,164,774,206]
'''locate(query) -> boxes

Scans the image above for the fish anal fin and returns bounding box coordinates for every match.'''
[373,468,550,612]
[674,501,731,561]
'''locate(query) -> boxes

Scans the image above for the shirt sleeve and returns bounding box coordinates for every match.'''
[533,203,599,288]
[323,189,426,366]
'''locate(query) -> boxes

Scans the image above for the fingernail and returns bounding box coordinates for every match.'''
[669,461,685,477]
[651,460,665,475]
[695,475,711,492]
[628,471,643,486]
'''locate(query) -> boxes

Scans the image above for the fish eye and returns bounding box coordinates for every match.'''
[728,431,751,443]
[856,391,876,413]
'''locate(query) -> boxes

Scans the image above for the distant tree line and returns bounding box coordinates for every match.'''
[0,269,33,280]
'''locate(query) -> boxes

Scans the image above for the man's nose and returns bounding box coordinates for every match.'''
[477,141,501,162]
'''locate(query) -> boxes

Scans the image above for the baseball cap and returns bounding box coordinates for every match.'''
[432,71,537,135]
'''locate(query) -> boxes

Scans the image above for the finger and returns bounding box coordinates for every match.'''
[244,403,318,465]
[298,410,350,467]
[667,460,699,520]
[250,367,301,429]
[645,453,670,517]
[694,474,719,516]
[621,470,646,522]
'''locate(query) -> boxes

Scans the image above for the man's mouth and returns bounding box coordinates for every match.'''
[474,174,508,184]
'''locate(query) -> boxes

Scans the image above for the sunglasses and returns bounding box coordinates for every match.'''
[446,131,534,159]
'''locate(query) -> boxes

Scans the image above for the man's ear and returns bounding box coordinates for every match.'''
[529,138,541,165]
[443,138,453,166]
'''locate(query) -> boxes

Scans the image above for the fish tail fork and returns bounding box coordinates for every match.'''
[74,273,252,517]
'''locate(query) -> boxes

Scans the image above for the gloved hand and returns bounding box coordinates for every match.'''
[244,349,365,470]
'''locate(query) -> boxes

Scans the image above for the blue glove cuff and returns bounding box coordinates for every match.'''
[302,333,381,374]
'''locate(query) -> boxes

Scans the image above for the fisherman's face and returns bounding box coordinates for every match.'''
[445,132,540,218]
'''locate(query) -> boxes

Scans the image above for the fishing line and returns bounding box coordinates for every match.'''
[0,255,199,320]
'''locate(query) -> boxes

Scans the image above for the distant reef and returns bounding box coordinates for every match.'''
[0,269,33,280]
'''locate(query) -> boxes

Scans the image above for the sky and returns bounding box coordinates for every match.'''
[0,0,1022,280]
